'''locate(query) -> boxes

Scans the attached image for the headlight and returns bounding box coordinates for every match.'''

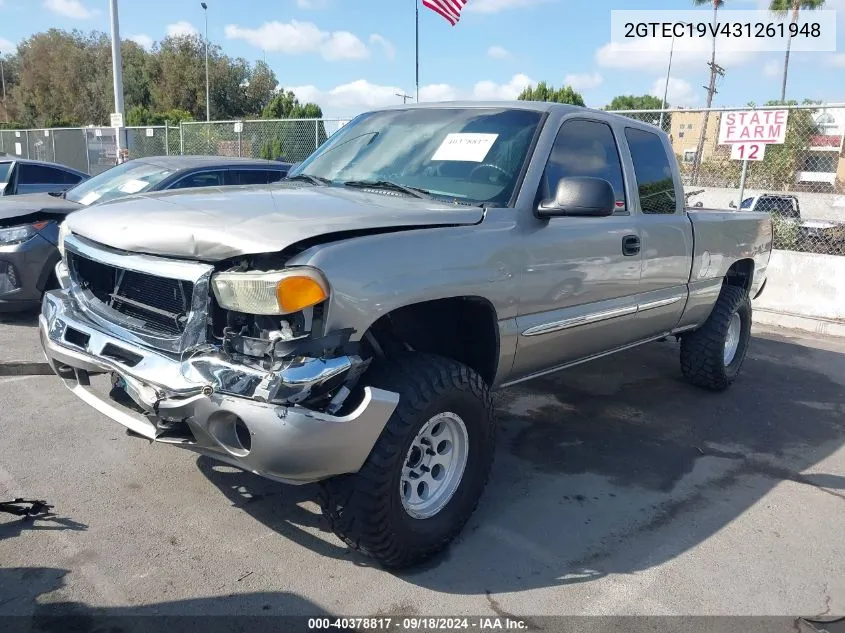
[57,221,70,257]
[0,222,44,246]
[211,268,329,315]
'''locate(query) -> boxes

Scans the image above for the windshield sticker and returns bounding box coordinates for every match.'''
[78,191,101,206]
[431,133,499,162]
[119,179,148,194]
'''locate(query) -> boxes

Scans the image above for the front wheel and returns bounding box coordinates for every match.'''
[680,284,752,391]
[318,353,495,569]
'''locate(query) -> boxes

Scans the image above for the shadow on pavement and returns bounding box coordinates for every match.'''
[196,331,845,595]
[0,566,334,632]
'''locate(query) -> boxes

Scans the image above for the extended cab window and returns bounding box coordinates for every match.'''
[542,119,626,208]
[625,128,677,215]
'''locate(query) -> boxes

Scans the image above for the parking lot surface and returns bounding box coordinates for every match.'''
[1,314,843,620]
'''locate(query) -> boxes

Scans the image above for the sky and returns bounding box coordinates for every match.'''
[0,0,844,118]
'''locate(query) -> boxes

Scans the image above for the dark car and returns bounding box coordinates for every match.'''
[0,155,292,312]
[0,157,90,196]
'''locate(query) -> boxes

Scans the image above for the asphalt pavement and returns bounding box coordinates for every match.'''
[1,311,843,624]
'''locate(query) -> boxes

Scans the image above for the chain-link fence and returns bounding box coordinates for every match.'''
[3,106,843,255]
[608,103,845,256]
[179,118,349,161]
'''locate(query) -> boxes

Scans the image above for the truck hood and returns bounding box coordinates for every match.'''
[0,192,81,223]
[65,184,485,261]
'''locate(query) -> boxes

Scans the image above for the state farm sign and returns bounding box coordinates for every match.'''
[718,110,789,144]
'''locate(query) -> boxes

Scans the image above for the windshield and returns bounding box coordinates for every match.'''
[65,161,175,205]
[289,107,543,206]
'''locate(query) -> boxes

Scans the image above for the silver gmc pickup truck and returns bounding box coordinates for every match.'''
[39,102,773,568]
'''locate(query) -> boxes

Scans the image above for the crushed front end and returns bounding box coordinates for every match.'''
[38,231,398,484]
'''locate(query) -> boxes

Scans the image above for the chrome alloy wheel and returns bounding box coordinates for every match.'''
[724,312,741,366]
[400,411,469,519]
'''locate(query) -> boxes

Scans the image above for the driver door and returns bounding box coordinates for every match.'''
[510,117,643,380]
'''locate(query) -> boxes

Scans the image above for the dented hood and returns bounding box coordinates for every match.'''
[0,192,81,223]
[65,184,484,261]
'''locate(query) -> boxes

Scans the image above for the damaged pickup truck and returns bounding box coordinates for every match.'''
[39,102,773,568]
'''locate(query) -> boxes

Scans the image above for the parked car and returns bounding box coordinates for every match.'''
[0,157,89,196]
[0,155,291,312]
[731,193,844,253]
[39,102,773,568]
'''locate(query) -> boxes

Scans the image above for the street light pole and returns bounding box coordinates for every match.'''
[109,0,125,160]
[201,2,210,122]
[1,57,7,123]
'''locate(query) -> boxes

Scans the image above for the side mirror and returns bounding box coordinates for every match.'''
[536,176,615,219]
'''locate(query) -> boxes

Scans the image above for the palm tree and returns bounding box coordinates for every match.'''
[691,0,724,185]
[770,0,825,102]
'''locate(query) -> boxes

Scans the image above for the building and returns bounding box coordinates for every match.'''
[795,107,845,190]
[669,109,723,165]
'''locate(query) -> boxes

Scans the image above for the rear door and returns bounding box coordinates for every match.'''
[621,126,693,337]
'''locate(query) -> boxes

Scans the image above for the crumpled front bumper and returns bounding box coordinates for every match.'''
[39,284,399,484]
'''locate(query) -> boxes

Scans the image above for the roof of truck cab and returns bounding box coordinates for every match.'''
[375,100,586,115]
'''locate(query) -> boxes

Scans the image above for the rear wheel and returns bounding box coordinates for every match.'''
[680,284,752,391]
[318,353,495,569]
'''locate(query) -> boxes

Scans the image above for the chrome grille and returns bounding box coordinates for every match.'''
[68,252,194,337]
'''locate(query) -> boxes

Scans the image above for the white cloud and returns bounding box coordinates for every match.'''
[473,73,535,100]
[166,21,199,38]
[487,45,511,60]
[369,34,395,60]
[827,53,845,67]
[763,58,781,78]
[596,39,758,72]
[0,37,15,55]
[563,72,603,91]
[43,0,97,19]
[467,0,550,13]
[225,20,368,61]
[650,77,698,107]
[128,34,154,50]
[291,73,535,116]
[420,83,458,101]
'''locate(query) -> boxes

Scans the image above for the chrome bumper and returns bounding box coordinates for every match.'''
[39,286,399,484]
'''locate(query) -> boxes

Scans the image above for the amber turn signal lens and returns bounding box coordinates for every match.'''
[275,275,327,314]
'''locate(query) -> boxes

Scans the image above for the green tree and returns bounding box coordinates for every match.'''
[607,95,665,111]
[260,90,327,161]
[757,99,819,189]
[244,60,278,116]
[769,0,825,102]
[517,81,585,106]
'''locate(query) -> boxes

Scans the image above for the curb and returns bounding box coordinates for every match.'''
[753,307,845,339]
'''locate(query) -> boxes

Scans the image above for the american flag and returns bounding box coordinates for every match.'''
[422,0,469,26]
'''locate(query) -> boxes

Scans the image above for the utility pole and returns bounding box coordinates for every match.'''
[395,92,413,104]
[691,61,725,186]
[109,0,125,162]
[201,2,210,121]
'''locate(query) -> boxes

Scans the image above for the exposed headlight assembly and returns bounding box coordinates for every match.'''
[211,267,329,315]
[0,221,48,246]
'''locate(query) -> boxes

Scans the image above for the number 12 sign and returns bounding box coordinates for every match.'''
[731,142,766,161]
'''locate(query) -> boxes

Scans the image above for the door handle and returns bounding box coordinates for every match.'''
[622,235,640,256]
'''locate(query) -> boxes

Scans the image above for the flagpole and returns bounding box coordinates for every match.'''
[415,0,419,102]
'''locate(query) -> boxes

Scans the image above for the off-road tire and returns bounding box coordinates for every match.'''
[680,284,752,391]
[318,353,495,569]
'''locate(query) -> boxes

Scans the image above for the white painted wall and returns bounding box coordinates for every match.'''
[686,187,845,223]
[753,250,845,321]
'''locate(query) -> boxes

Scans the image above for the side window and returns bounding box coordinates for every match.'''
[61,170,84,185]
[625,127,677,215]
[267,170,285,183]
[18,164,67,185]
[169,171,225,190]
[543,119,626,208]
[231,170,271,186]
